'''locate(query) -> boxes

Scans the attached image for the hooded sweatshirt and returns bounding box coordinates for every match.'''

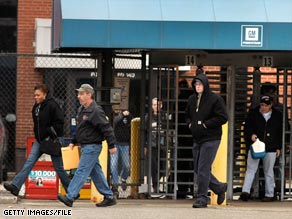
[185,74,228,144]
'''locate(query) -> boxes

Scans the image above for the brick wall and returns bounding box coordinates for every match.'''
[16,0,52,149]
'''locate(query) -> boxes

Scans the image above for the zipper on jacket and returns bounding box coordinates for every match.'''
[37,104,41,141]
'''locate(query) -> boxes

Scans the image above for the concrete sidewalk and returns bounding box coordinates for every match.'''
[1,197,292,219]
[1,183,292,219]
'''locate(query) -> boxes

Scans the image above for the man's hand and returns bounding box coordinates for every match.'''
[144,147,147,156]
[68,143,75,150]
[109,147,117,155]
[251,134,257,142]
[276,149,280,158]
[123,110,130,116]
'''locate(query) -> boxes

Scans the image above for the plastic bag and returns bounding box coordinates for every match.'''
[250,138,266,159]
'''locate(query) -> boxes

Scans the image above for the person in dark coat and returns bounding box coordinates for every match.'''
[57,84,117,208]
[110,110,132,193]
[4,84,71,197]
[144,97,167,193]
[186,73,228,208]
[240,95,282,202]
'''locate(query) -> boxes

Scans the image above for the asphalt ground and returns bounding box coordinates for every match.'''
[1,196,292,219]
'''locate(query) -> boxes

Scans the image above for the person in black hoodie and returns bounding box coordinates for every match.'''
[4,84,71,197]
[110,110,132,193]
[186,73,228,208]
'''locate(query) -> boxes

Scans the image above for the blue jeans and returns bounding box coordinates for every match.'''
[66,144,113,201]
[242,150,277,197]
[12,139,71,191]
[110,145,130,185]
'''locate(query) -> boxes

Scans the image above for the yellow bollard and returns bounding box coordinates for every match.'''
[91,141,108,203]
[211,123,228,206]
[130,118,140,198]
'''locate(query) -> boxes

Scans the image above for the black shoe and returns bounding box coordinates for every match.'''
[57,194,73,207]
[4,183,19,196]
[239,192,250,201]
[262,196,274,202]
[96,197,117,207]
[121,179,127,191]
[74,194,80,200]
[112,185,119,198]
[192,200,207,208]
[217,183,227,205]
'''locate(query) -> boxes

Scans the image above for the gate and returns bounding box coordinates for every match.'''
[145,66,178,198]
[231,67,292,201]
[146,66,228,199]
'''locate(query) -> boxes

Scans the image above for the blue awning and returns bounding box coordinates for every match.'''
[52,0,292,51]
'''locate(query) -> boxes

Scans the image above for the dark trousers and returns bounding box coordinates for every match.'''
[192,140,224,203]
[151,147,166,192]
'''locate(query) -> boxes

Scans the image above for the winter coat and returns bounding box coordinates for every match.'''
[145,112,167,148]
[32,96,64,142]
[244,106,282,152]
[114,112,132,145]
[185,74,228,144]
[72,101,116,149]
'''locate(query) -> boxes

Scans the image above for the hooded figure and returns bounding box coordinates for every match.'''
[186,73,228,144]
[185,73,228,208]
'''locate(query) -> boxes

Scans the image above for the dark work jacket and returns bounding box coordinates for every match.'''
[114,112,132,145]
[185,74,228,144]
[72,101,116,149]
[32,96,64,142]
[244,106,282,152]
[145,111,167,148]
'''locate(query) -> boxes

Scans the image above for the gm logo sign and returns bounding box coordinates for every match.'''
[241,25,263,47]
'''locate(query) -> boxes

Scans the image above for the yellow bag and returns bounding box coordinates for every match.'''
[61,146,81,170]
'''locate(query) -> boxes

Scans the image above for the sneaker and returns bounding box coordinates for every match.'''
[121,179,127,191]
[217,183,227,205]
[239,192,250,201]
[96,197,117,207]
[4,183,19,196]
[57,194,73,207]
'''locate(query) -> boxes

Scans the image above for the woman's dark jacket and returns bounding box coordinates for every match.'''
[32,96,64,142]
[185,73,228,144]
[114,112,132,145]
[244,106,282,152]
[145,111,168,148]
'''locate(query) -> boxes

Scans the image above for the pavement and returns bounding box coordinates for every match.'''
[1,184,292,219]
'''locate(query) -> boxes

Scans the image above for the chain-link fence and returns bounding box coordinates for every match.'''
[0,53,145,194]
[2,52,292,200]
[0,54,16,181]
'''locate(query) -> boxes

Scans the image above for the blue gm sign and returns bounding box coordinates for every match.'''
[241,25,263,47]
